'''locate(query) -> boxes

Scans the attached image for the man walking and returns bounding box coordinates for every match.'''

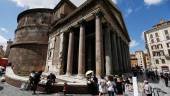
[143,80,152,96]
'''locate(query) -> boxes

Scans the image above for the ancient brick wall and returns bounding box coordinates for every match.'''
[9,9,52,76]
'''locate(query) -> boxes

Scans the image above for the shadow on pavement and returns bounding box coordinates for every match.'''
[0,86,4,91]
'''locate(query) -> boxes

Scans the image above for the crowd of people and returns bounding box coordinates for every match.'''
[18,66,170,96]
[24,71,56,94]
[87,74,133,96]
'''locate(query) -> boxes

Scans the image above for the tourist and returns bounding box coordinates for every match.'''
[32,71,42,95]
[163,73,169,87]
[143,80,152,96]
[115,78,124,96]
[45,73,56,93]
[91,74,98,95]
[63,82,67,95]
[87,76,93,94]
[29,71,35,90]
[107,75,116,96]
[98,75,107,96]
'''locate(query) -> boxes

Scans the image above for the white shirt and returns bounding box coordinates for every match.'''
[107,81,115,92]
[98,79,107,93]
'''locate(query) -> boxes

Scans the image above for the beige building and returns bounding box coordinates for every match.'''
[135,51,146,69]
[145,19,170,72]
[144,54,151,69]
[130,54,137,67]
[130,51,150,69]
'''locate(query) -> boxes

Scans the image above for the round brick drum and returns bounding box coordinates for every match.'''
[9,8,53,76]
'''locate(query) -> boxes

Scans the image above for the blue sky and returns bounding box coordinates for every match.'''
[0,0,170,52]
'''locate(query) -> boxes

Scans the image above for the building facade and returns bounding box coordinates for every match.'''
[145,19,170,72]
[135,51,146,69]
[144,54,151,69]
[130,54,137,67]
[130,51,149,69]
[9,0,131,77]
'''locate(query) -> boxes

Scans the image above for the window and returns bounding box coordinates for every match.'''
[158,44,163,49]
[156,59,159,64]
[166,36,170,40]
[151,39,154,43]
[168,49,170,56]
[150,34,153,38]
[160,51,164,56]
[153,51,156,56]
[167,43,170,48]
[155,33,159,37]
[151,46,154,50]
[165,30,169,35]
[162,59,165,64]
[156,38,160,42]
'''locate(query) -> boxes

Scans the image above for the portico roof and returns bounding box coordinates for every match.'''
[51,0,130,42]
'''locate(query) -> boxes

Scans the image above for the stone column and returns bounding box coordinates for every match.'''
[95,11,104,77]
[117,36,123,73]
[104,24,113,75]
[124,43,128,72]
[78,20,86,77]
[66,28,74,75]
[121,41,126,73]
[127,44,131,71]
[112,33,119,72]
[87,43,92,70]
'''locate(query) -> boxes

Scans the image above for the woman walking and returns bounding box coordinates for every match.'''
[98,76,107,96]
[115,78,124,96]
[107,75,116,96]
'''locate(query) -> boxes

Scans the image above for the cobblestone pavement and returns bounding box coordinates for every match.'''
[1,79,170,96]
[138,79,170,96]
[0,82,93,96]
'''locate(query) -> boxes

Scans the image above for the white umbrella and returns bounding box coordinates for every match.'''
[85,70,93,77]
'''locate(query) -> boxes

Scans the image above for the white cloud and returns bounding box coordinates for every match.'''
[125,8,133,17]
[127,8,133,14]
[0,35,7,51]
[130,39,139,48]
[0,27,8,33]
[112,0,117,4]
[10,0,117,9]
[10,0,87,9]
[144,0,164,5]
[10,0,59,8]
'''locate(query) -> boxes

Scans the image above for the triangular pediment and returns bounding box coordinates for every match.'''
[53,0,77,20]
[54,0,77,11]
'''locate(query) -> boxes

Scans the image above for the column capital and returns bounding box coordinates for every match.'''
[68,26,75,32]
[95,10,104,18]
[78,19,86,26]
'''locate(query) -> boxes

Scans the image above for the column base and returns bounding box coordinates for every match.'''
[77,74,85,79]
[66,73,72,76]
